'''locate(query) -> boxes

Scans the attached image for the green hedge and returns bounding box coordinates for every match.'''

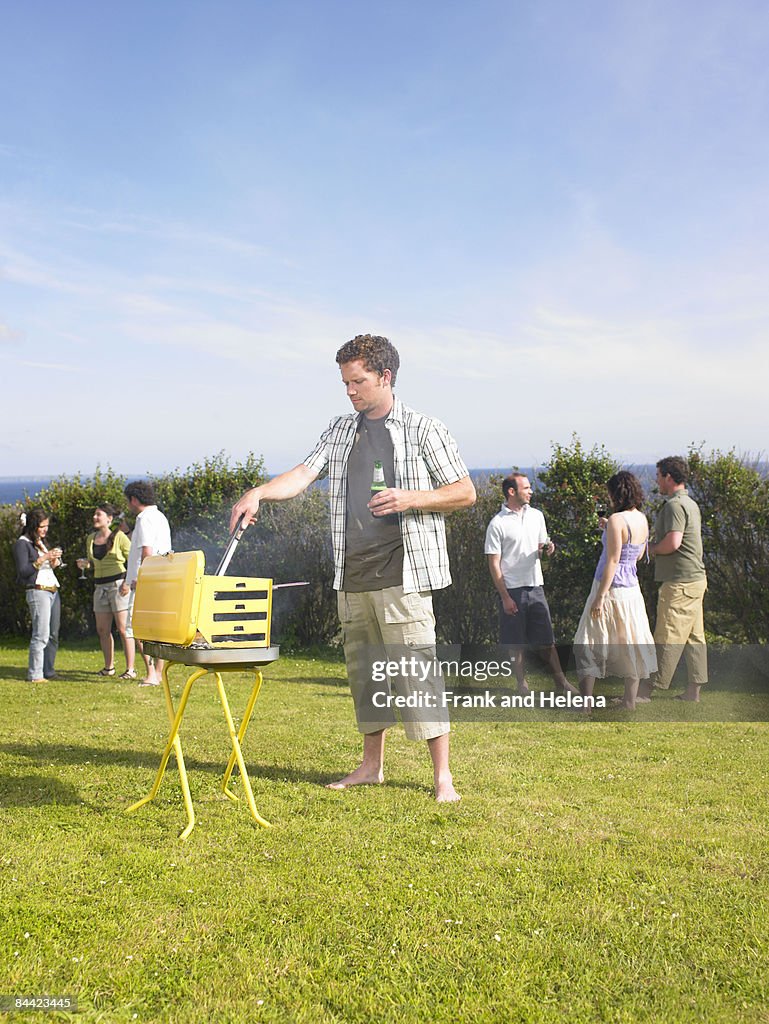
[533,436,620,640]
[0,455,266,640]
[3,444,767,649]
[687,447,769,643]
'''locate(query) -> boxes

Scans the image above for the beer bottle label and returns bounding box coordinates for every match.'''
[371,460,386,493]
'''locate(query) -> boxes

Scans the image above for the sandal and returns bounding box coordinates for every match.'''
[97,667,116,677]
[119,669,137,680]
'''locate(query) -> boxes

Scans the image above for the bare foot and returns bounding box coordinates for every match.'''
[559,679,579,696]
[518,681,531,696]
[435,774,461,803]
[138,673,160,687]
[635,696,652,704]
[610,697,636,710]
[675,693,701,702]
[326,766,384,790]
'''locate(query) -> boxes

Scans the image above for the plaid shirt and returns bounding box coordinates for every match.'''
[303,395,470,593]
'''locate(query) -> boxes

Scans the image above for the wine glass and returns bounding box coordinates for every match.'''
[76,558,89,580]
[594,500,609,531]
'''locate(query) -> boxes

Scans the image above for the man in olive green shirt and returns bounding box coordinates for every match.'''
[639,456,708,702]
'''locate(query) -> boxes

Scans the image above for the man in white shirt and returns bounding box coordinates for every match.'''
[485,473,576,695]
[122,480,172,687]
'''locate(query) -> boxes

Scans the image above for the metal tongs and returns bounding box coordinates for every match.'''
[215,513,249,576]
[214,513,309,590]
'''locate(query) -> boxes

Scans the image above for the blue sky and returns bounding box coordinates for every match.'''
[2,0,768,476]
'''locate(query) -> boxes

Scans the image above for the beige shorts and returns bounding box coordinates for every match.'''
[337,586,450,741]
[93,579,131,615]
[124,591,135,638]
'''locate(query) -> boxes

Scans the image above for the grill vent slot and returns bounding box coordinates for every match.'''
[211,632,266,644]
[213,611,267,623]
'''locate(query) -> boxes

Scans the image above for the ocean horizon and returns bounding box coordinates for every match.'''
[0,478,58,505]
[0,475,146,506]
[0,465,664,507]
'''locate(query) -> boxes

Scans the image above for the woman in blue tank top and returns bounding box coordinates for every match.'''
[573,471,657,710]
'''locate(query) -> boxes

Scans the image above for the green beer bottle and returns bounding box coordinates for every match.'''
[371,460,386,516]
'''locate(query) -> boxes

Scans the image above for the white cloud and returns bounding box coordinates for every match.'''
[59,207,295,265]
[2,182,767,475]
[0,323,24,344]
[18,359,78,372]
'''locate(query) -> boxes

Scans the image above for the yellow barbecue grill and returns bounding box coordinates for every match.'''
[125,516,297,839]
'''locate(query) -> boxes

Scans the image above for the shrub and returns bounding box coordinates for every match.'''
[0,467,129,638]
[0,504,32,635]
[535,436,619,640]
[686,447,769,643]
[3,443,767,653]
[153,451,266,543]
[434,477,502,647]
[0,454,266,638]
[231,487,338,649]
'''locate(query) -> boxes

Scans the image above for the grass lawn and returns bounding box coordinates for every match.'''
[1,638,768,1023]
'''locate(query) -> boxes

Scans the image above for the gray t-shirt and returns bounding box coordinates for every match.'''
[343,414,403,592]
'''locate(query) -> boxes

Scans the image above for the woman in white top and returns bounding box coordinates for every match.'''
[13,508,63,682]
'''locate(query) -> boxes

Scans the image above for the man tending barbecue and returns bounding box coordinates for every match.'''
[230,334,475,802]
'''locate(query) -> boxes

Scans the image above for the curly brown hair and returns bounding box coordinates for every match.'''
[124,480,155,506]
[335,335,399,386]
[607,471,644,512]
[656,456,688,485]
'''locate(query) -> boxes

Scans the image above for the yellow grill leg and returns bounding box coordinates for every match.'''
[222,670,263,802]
[125,665,207,841]
[163,664,200,840]
[215,671,271,828]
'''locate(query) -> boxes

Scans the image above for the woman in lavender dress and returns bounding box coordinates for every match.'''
[573,472,657,710]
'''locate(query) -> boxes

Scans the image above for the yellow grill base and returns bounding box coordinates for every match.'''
[125,658,276,839]
[128,550,280,838]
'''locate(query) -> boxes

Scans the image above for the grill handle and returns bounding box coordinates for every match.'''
[214,515,311,587]
[215,513,247,577]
